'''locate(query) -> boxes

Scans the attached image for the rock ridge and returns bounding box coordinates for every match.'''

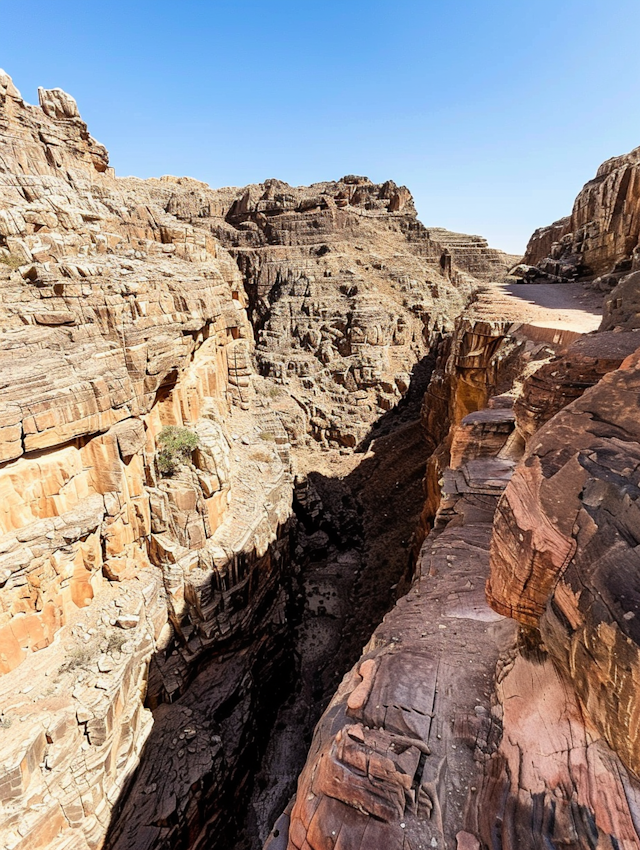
[0,71,517,850]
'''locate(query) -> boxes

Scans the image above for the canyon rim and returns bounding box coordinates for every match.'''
[1,66,640,850]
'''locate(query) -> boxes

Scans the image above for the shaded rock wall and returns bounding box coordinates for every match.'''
[0,72,296,850]
[524,145,640,279]
[488,346,640,779]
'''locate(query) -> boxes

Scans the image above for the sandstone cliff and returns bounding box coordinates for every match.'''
[0,71,521,850]
[7,66,637,850]
[522,144,640,288]
[265,142,640,850]
[0,68,307,850]
[146,175,516,447]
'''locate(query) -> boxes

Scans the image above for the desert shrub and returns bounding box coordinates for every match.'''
[259,430,276,442]
[58,645,93,674]
[106,630,129,654]
[250,448,272,463]
[156,425,199,476]
[0,254,22,271]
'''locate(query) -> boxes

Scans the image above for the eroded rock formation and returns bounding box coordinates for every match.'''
[0,71,297,850]
[273,285,640,850]
[523,145,640,280]
[0,71,520,850]
[5,67,640,850]
[158,175,516,447]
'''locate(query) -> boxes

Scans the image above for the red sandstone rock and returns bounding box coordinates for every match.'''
[524,145,640,279]
[488,345,640,780]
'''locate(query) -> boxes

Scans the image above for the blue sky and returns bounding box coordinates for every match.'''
[2,0,640,254]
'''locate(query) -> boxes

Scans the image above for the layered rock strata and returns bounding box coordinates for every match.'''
[157,176,516,447]
[522,145,640,290]
[270,281,640,849]
[270,401,520,850]
[0,72,296,850]
[0,70,519,850]
[272,314,640,849]
[488,346,640,779]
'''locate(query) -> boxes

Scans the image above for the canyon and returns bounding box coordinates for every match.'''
[1,69,640,850]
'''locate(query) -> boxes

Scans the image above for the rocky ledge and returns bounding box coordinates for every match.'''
[0,70,518,850]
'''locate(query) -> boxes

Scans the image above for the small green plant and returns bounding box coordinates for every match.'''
[157,425,199,476]
[0,254,22,271]
[106,630,129,654]
[58,645,93,674]
[259,430,276,442]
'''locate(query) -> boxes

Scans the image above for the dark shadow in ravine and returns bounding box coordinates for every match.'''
[102,348,441,850]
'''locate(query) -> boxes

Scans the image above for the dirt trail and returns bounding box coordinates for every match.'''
[477,281,603,332]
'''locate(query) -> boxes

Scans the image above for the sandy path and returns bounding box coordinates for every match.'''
[473,281,603,333]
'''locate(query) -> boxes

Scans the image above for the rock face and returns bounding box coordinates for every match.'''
[276,399,519,850]
[488,348,640,777]
[523,145,640,280]
[7,66,640,850]
[0,71,521,850]
[273,295,640,850]
[513,330,640,441]
[0,71,297,850]
[159,175,515,446]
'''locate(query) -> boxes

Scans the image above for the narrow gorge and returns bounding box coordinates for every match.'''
[2,70,640,850]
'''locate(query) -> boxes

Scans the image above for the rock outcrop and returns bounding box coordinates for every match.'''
[0,70,298,850]
[0,70,521,850]
[158,176,516,447]
[519,145,640,345]
[272,290,640,850]
[523,145,640,280]
[7,66,640,850]
[488,347,640,777]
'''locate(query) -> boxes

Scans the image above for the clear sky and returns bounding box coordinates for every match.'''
[2,0,640,254]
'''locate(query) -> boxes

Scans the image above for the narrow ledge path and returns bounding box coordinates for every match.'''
[267,283,640,850]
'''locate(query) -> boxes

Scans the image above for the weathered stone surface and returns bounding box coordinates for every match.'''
[0,71,297,850]
[514,330,640,440]
[3,66,635,850]
[524,145,640,279]
[0,69,521,850]
[278,446,516,850]
[488,345,640,781]
[277,374,640,849]
[159,175,517,447]
[274,273,632,849]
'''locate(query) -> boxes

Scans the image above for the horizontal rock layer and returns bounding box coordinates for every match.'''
[272,315,640,849]
[0,71,298,850]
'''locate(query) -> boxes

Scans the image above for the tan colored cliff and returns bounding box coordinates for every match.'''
[159,175,516,447]
[0,71,296,850]
[523,144,640,281]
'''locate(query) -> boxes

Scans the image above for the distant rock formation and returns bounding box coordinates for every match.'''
[0,71,515,850]
[154,175,516,447]
[522,145,640,286]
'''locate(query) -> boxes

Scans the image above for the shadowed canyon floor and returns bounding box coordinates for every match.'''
[269,284,640,850]
[4,70,640,850]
